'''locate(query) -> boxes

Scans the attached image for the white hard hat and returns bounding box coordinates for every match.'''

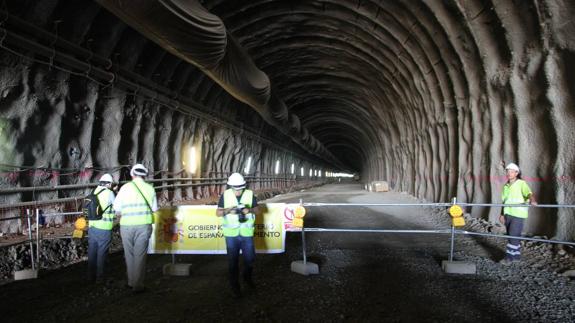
[130,164,148,177]
[227,172,246,189]
[99,173,113,183]
[505,163,520,172]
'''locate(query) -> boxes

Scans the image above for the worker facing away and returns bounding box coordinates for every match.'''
[87,173,116,283]
[216,172,259,298]
[499,162,537,265]
[113,164,158,293]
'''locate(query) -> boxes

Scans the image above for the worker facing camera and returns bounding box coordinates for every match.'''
[216,173,259,298]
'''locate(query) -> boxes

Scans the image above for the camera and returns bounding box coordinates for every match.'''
[237,204,247,223]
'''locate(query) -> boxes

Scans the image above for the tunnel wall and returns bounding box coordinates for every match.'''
[340,0,575,240]
[1,0,575,241]
[0,49,326,233]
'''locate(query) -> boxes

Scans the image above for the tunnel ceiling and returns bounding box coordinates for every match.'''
[90,0,575,176]
[3,0,575,238]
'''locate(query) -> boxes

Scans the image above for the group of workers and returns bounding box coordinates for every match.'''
[87,163,158,293]
[85,160,535,295]
[87,166,257,297]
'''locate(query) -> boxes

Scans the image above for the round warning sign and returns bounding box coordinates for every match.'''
[75,217,87,230]
[449,205,463,218]
[294,206,306,218]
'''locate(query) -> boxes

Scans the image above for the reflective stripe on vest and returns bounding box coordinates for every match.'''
[502,179,532,218]
[89,187,115,230]
[222,189,255,237]
[119,180,155,226]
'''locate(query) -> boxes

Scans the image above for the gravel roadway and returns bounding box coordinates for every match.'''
[1,183,574,322]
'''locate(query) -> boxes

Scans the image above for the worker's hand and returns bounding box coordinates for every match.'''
[241,207,250,215]
[530,200,538,206]
[499,215,505,225]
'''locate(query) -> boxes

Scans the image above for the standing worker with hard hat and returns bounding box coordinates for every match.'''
[216,172,259,298]
[87,173,116,283]
[113,164,158,293]
[499,163,537,265]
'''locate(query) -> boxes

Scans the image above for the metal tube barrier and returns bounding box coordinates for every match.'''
[297,200,575,274]
[300,199,308,265]
[449,198,457,262]
[455,230,575,247]
[304,202,575,208]
[35,209,40,268]
[26,209,35,271]
[298,227,575,247]
[301,228,450,234]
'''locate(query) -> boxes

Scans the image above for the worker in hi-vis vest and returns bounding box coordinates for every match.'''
[216,172,259,298]
[499,162,537,265]
[88,173,115,283]
[113,164,158,293]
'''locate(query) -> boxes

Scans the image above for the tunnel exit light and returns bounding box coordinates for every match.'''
[333,172,354,177]
[319,170,322,177]
[301,167,304,176]
[275,160,280,174]
[290,163,295,174]
[309,169,313,177]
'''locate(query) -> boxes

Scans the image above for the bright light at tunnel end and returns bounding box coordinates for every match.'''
[333,172,354,177]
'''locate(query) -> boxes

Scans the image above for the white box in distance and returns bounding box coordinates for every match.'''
[371,181,389,192]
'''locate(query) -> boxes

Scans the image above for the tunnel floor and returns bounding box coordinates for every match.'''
[1,184,574,322]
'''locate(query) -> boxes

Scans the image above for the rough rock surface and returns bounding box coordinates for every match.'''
[0,2,574,242]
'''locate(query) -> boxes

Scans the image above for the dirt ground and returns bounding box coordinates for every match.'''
[1,183,575,322]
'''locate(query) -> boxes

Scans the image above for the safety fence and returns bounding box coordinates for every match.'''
[3,199,575,280]
[293,201,575,266]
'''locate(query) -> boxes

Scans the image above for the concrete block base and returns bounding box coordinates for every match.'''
[442,260,476,274]
[163,263,191,276]
[14,269,38,280]
[291,260,319,276]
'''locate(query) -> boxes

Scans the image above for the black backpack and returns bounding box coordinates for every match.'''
[82,188,110,221]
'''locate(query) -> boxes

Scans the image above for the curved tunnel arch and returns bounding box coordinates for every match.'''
[0,0,572,239]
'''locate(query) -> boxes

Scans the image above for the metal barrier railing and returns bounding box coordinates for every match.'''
[296,200,575,267]
[7,199,573,276]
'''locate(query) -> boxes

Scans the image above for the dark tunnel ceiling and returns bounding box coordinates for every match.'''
[10,0,565,173]
[97,0,461,172]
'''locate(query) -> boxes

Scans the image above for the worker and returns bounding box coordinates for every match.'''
[113,164,158,293]
[499,162,537,265]
[216,172,259,298]
[87,173,116,283]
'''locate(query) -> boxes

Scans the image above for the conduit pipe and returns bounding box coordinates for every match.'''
[96,0,346,170]
[0,22,325,165]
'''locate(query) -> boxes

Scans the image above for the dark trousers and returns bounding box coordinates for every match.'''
[88,227,112,281]
[504,215,525,261]
[225,236,256,289]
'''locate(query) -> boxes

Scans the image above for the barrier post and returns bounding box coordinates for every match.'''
[449,198,456,262]
[442,197,476,274]
[36,208,40,270]
[162,216,191,276]
[14,208,39,280]
[291,199,319,275]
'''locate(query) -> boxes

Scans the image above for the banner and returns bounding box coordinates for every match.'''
[149,203,298,254]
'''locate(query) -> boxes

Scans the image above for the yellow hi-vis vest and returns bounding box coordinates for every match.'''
[222,189,255,237]
[89,187,115,230]
[119,179,155,226]
[502,179,532,219]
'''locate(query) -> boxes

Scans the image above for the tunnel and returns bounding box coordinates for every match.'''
[1,0,575,321]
